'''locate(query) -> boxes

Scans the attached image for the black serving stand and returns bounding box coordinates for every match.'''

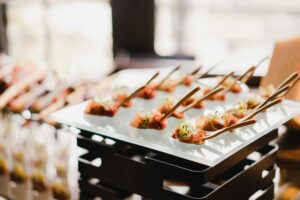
[75,127,279,200]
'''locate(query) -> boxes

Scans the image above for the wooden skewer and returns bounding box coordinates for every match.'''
[181,86,224,113]
[157,65,181,88]
[146,71,160,85]
[276,72,299,90]
[118,85,146,107]
[240,98,282,122]
[190,65,203,75]
[204,119,256,140]
[224,77,239,92]
[119,72,160,107]
[178,65,203,85]
[238,66,255,83]
[272,75,300,100]
[257,85,289,110]
[256,56,269,67]
[289,75,300,88]
[239,56,269,83]
[255,72,298,111]
[212,71,234,90]
[197,60,224,79]
[161,86,200,120]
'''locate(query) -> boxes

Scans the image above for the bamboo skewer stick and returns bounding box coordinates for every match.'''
[157,65,181,88]
[190,65,203,75]
[118,85,146,107]
[197,60,224,79]
[178,65,203,85]
[224,77,239,92]
[161,86,200,120]
[204,119,256,140]
[257,85,289,110]
[255,72,299,111]
[276,72,299,90]
[239,56,269,83]
[146,71,160,85]
[119,72,160,107]
[240,98,282,122]
[212,71,234,90]
[181,86,224,113]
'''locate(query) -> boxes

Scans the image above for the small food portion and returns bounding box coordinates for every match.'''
[84,83,146,117]
[0,156,9,175]
[178,66,202,87]
[130,111,167,130]
[181,74,194,86]
[51,181,71,200]
[155,66,180,93]
[112,86,132,107]
[156,79,178,93]
[56,162,68,179]
[10,163,28,184]
[172,121,206,144]
[220,76,242,93]
[181,87,224,113]
[131,87,200,130]
[156,96,184,119]
[136,72,160,99]
[223,104,249,127]
[0,69,45,109]
[31,169,49,192]
[172,119,257,145]
[259,84,276,98]
[196,112,225,131]
[136,84,157,99]
[243,96,264,110]
[203,88,226,101]
[84,97,118,117]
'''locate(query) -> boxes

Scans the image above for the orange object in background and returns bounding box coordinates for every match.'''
[261,37,300,130]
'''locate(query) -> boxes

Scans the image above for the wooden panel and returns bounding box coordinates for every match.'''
[261,37,300,129]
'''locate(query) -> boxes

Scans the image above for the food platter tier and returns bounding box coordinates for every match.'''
[77,130,277,199]
[51,93,300,167]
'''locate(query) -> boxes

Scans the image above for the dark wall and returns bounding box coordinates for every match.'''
[111,0,155,56]
[0,3,8,54]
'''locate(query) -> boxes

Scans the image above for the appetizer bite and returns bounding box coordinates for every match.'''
[31,169,49,192]
[172,121,206,144]
[155,66,180,93]
[196,97,282,132]
[112,86,132,107]
[196,111,225,131]
[84,75,153,117]
[172,119,256,145]
[156,96,185,119]
[31,84,73,113]
[51,181,71,200]
[0,155,8,175]
[10,163,28,184]
[136,72,160,99]
[219,76,242,93]
[130,111,167,130]
[181,86,224,110]
[203,71,234,101]
[0,69,45,109]
[9,83,48,113]
[178,66,202,86]
[259,84,276,98]
[130,87,200,130]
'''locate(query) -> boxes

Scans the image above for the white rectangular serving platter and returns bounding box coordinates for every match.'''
[51,68,300,167]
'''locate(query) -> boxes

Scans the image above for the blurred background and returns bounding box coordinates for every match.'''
[2,0,300,79]
[1,1,300,200]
